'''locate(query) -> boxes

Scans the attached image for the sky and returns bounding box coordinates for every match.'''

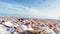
[0,0,60,19]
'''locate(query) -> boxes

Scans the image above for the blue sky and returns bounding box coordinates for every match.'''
[0,0,60,19]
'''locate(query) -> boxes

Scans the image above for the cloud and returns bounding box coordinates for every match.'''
[0,2,41,18]
[0,0,60,19]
